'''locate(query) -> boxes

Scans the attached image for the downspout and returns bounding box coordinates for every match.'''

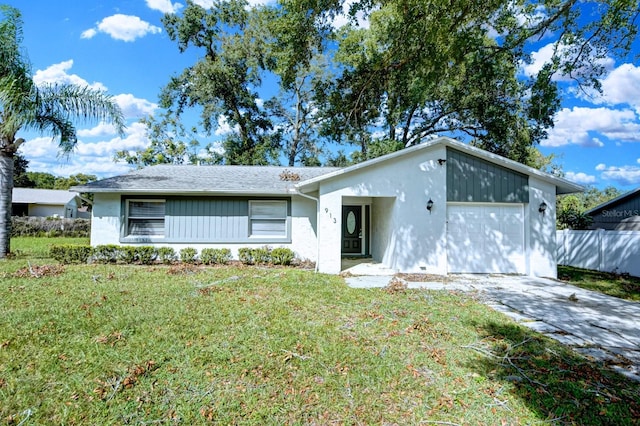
[294,189,320,273]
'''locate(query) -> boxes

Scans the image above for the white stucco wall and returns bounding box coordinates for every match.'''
[91,193,122,245]
[289,195,318,261]
[317,145,448,274]
[28,204,66,218]
[527,177,558,278]
[90,193,318,262]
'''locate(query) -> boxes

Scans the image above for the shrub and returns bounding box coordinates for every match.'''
[50,244,93,264]
[271,248,295,265]
[200,248,232,265]
[179,247,198,264]
[252,247,272,265]
[238,247,274,265]
[118,246,138,264]
[136,246,157,265]
[11,217,90,237]
[238,248,253,265]
[157,247,176,264]
[93,245,120,263]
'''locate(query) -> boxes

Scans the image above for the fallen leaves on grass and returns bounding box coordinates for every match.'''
[384,277,408,294]
[93,360,158,400]
[94,331,126,346]
[167,264,200,275]
[12,263,64,278]
[407,317,452,340]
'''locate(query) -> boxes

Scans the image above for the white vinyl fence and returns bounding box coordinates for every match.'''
[557,229,640,277]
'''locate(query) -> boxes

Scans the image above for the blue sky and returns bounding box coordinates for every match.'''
[6,0,640,190]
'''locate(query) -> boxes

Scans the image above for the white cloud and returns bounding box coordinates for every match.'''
[146,0,183,13]
[214,115,239,136]
[577,63,640,115]
[81,28,97,39]
[19,136,59,159]
[83,14,162,42]
[191,0,215,7]
[113,93,158,119]
[31,157,134,178]
[596,163,640,186]
[565,171,596,185]
[19,122,151,178]
[522,42,615,80]
[33,60,107,91]
[542,106,640,147]
[78,122,117,138]
[332,0,371,29]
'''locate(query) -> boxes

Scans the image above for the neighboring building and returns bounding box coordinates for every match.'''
[72,137,582,278]
[11,188,85,218]
[586,188,640,231]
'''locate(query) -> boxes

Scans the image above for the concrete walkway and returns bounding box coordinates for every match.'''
[344,273,640,381]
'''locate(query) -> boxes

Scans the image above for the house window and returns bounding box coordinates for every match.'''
[126,200,165,237]
[249,200,287,238]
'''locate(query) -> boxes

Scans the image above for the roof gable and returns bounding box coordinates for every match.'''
[296,137,583,195]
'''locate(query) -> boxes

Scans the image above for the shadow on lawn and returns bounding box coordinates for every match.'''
[468,321,640,425]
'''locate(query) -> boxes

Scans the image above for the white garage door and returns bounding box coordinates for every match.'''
[447,204,525,274]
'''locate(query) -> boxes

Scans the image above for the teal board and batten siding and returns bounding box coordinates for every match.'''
[446,148,529,203]
[122,196,291,242]
[166,198,249,241]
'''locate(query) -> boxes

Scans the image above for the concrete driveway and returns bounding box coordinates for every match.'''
[345,273,640,381]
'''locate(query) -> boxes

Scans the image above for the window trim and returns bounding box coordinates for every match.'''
[123,198,166,240]
[248,199,289,239]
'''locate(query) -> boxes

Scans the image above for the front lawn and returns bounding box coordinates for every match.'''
[1,239,639,424]
[558,265,640,301]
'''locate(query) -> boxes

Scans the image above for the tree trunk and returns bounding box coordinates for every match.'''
[0,152,14,258]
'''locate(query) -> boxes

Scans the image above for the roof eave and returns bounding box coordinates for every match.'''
[70,187,292,196]
[296,136,585,194]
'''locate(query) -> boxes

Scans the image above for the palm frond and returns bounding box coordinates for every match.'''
[36,83,126,137]
[33,112,77,154]
[0,72,37,137]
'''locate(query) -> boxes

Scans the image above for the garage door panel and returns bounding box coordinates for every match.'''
[447,204,525,274]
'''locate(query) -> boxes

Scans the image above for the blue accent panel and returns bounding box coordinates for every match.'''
[447,148,529,203]
[166,198,248,241]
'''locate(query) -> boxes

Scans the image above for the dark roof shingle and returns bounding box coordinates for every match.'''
[72,165,339,195]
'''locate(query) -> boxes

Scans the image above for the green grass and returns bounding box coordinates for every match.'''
[9,236,90,260]
[558,265,640,301]
[1,240,639,425]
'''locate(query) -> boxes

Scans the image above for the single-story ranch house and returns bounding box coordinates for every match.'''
[12,188,85,218]
[73,137,583,278]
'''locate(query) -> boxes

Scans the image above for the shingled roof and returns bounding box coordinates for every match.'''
[12,188,78,205]
[71,165,340,195]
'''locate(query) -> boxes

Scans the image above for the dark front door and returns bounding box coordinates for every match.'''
[342,206,362,254]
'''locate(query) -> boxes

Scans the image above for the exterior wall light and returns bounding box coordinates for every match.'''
[437,159,447,165]
[539,201,547,214]
[426,198,434,213]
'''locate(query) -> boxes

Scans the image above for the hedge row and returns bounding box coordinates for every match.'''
[11,217,90,238]
[49,244,296,266]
